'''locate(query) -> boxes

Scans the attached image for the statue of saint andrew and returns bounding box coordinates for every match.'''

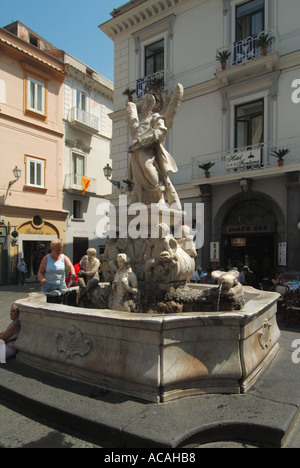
[126,84,184,210]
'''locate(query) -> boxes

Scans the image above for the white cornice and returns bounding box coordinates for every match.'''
[100,0,185,40]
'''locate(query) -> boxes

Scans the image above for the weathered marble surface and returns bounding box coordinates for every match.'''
[15,286,280,402]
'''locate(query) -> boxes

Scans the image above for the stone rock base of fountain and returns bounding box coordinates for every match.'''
[77,282,246,314]
[15,285,280,403]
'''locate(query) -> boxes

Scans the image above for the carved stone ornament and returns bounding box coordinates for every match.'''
[56,325,92,359]
[258,320,272,350]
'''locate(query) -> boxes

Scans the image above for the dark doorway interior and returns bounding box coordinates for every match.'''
[225,234,275,280]
[73,237,89,265]
[23,241,51,280]
[222,198,277,281]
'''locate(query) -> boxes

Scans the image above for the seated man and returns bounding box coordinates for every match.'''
[0,305,20,359]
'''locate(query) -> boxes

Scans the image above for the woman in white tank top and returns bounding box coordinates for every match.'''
[38,239,75,295]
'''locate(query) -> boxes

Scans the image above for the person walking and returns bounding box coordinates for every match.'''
[17,258,27,286]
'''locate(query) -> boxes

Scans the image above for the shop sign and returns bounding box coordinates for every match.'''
[231,238,246,247]
[278,242,287,267]
[226,148,261,170]
[210,242,219,263]
[224,224,272,234]
[0,226,7,237]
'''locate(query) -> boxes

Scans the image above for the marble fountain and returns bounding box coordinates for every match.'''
[14,84,281,403]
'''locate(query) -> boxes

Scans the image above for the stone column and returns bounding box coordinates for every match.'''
[199,184,212,268]
[286,172,300,272]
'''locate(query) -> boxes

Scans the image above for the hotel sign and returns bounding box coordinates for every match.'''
[226,148,261,170]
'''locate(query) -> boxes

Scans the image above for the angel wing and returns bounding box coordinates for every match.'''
[127,102,140,139]
[163,83,184,130]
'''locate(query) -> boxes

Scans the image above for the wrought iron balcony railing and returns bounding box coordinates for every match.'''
[216,28,279,72]
[136,69,168,99]
[191,138,300,182]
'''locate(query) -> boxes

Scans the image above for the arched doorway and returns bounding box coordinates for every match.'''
[214,193,286,282]
[18,220,60,281]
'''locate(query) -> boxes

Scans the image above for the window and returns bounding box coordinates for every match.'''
[76,89,88,111]
[73,200,83,219]
[25,156,45,189]
[32,215,43,228]
[29,35,39,47]
[21,62,48,119]
[73,237,89,264]
[235,99,264,148]
[236,0,265,41]
[72,153,84,185]
[28,77,45,114]
[145,39,164,76]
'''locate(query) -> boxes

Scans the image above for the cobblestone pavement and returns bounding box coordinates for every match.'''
[0,284,107,448]
[1,284,300,449]
[0,399,105,448]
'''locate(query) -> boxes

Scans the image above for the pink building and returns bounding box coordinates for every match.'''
[0,22,67,283]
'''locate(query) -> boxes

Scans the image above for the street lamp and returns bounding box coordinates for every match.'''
[103,164,121,189]
[9,166,21,188]
[103,163,113,180]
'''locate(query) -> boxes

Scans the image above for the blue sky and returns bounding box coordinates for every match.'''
[1,0,123,82]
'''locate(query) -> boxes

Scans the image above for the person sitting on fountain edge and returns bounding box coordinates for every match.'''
[0,304,20,359]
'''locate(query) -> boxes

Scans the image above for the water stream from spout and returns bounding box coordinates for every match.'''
[217,283,223,312]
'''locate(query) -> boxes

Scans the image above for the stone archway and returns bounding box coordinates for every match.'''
[213,192,286,278]
[18,220,60,237]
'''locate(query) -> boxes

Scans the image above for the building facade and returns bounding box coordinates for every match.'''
[100,0,300,280]
[0,22,67,284]
[0,22,113,283]
[61,52,113,264]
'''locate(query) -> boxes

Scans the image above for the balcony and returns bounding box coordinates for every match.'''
[191,138,300,184]
[215,29,279,84]
[63,173,97,195]
[68,107,99,134]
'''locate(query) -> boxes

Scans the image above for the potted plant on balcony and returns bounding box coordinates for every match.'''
[255,32,274,56]
[270,148,290,167]
[122,88,136,102]
[216,50,231,70]
[199,162,215,178]
[151,76,164,91]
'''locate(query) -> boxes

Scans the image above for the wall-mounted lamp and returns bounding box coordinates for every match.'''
[9,166,21,188]
[103,164,121,189]
[297,222,300,231]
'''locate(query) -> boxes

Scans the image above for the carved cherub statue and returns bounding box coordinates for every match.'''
[145,223,179,283]
[211,270,243,298]
[110,253,139,312]
[100,237,120,282]
[176,225,197,258]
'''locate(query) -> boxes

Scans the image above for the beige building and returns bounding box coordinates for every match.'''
[0,22,67,283]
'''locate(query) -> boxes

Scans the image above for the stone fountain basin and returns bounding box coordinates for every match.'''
[15,285,280,403]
